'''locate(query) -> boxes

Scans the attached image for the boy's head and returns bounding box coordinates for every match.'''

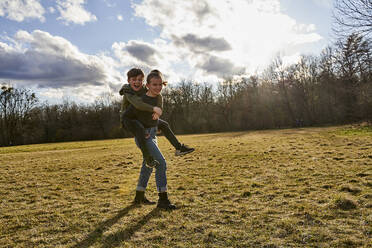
[127,68,144,91]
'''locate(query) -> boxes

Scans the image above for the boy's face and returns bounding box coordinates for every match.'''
[147,77,163,96]
[128,75,144,91]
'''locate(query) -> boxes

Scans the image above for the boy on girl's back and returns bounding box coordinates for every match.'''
[119,68,194,168]
[127,70,176,209]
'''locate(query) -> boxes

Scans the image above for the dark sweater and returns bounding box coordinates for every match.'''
[131,94,159,128]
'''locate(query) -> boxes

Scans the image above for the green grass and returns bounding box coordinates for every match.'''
[335,124,372,136]
[1,125,371,247]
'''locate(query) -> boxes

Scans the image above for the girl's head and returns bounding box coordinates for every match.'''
[146,70,167,96]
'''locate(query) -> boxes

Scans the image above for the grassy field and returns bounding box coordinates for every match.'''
[0,125,371,248]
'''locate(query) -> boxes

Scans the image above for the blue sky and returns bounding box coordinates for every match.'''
[0,0,334,103]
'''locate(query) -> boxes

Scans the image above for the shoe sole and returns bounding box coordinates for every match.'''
[175,149,195,156]
[133,201,156,205]
[133,202,156,206]
[157,205,177,210]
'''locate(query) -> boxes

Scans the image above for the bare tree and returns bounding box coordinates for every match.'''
[333,0,372,38]
[0,86,38,146]
[269,57,297,125]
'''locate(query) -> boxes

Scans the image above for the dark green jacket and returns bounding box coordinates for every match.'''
[119,84,162,113]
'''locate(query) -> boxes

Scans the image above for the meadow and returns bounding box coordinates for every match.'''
[0,125,371,248]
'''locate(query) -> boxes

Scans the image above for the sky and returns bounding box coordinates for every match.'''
[0,0,334,103]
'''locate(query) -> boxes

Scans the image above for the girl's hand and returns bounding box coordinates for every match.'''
[152,113,160,120]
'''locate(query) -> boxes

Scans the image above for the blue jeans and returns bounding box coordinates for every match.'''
[135,127,167,192]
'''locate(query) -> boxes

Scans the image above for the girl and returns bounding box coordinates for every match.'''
[132,70,176,210]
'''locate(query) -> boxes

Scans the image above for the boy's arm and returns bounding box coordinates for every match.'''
[121,84,160,113]
[125,92,155,112]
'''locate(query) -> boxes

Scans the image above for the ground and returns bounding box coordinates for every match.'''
[0,125,371,247]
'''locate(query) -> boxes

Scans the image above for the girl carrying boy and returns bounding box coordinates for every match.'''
[125,70,177,209]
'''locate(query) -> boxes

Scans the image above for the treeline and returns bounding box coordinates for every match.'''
[0,89,122,146]
[162,33,371,133]
[0,33,371,146]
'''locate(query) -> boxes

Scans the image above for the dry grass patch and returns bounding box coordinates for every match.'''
[0,125,371,247]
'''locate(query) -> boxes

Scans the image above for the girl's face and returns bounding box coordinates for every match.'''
[147,77,163,96]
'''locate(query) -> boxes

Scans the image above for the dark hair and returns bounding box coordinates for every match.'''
[127,68,144,79]
[146,69,167,86]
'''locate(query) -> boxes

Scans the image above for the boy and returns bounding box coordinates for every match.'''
[120,68,194,168]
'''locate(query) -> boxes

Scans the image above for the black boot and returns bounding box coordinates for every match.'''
[157,192,176,210]
[133,191,155,205]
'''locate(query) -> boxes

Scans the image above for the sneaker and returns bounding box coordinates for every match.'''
[175,144,195,156]
[145,156,160,168]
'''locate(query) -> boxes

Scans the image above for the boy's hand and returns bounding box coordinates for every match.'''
[152,113,160,120]
[119,84,133,95]
[153,107,162,116]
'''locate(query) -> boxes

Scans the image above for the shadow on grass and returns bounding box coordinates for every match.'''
[71,204,137,248]
[101,208,161,248]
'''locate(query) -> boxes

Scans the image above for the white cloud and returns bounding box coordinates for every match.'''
[133,0,324,78]
[0,0,45,22]
[37,88,64,101]
[113,40,161,67]
[294,23,317,33]
[36,84,118,104]
[197,54,245,78]
[282,53,301,66]
[56,0,97,25]
[112,39,183,83]
[49,7,56,14]
[117,14,123,21]
[290,33,323,46]
[0,30,123,91]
